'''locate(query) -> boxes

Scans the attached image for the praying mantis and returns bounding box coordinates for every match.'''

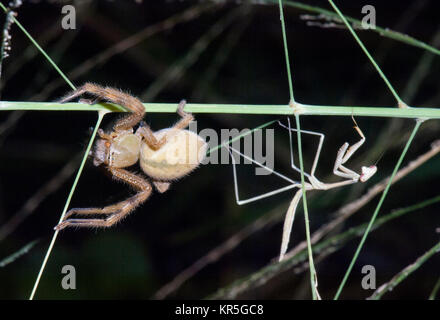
[224,117,377,261]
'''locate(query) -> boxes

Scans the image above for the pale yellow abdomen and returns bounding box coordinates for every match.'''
[139,128,207,181]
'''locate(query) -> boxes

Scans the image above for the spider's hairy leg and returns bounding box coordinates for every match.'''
[60,200,137,221]
[97,128,112,140]
[58,82,146,131]
[174,99,194,130]
[55,168,153,230]
[54,192,150,230]
[57,84,91,104]
[136,100,194,151]
[136,123,167,151]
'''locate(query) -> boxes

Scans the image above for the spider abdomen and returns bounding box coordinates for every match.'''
[139,128,207,181]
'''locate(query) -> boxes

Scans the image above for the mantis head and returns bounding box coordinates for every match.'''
[360,165,377,182]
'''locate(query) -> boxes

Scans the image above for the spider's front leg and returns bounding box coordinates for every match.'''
[174,99,194,130]
[55,168,153,230]
[58,82,146,131]
[60,82,168,154]
[136,99,194,151]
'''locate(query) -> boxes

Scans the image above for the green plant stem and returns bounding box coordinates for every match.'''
[295,114,318,299]
[333,119,423,300]
[268,0,440,57]
[278,0,317,298]
[2,101,440,119]
[278,0,294,102]
[429,277,440,300]
[28,111,105,300]
[208,195,440,299]
[207,120,277,155]
[0,239,40,267]
[369,240,440,300]
[0,2,75,90]
[140,3,240,101]
[327,0,403,105]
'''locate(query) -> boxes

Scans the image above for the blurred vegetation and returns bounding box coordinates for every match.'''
[0,0,439,299]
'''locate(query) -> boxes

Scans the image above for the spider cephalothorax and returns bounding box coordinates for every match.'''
[93,129,142,168]
[55,83,207,230]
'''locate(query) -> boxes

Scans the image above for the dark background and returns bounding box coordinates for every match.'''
[0,0,439,299]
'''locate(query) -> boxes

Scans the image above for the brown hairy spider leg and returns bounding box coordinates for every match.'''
[60,82,170,160]
[60,83,164,150]
[136,100,193,151]
[175,99,194,129]
[136,124,167,151]
[55,168,153,230]
[97,128,112,140]
[59,83,145,131]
